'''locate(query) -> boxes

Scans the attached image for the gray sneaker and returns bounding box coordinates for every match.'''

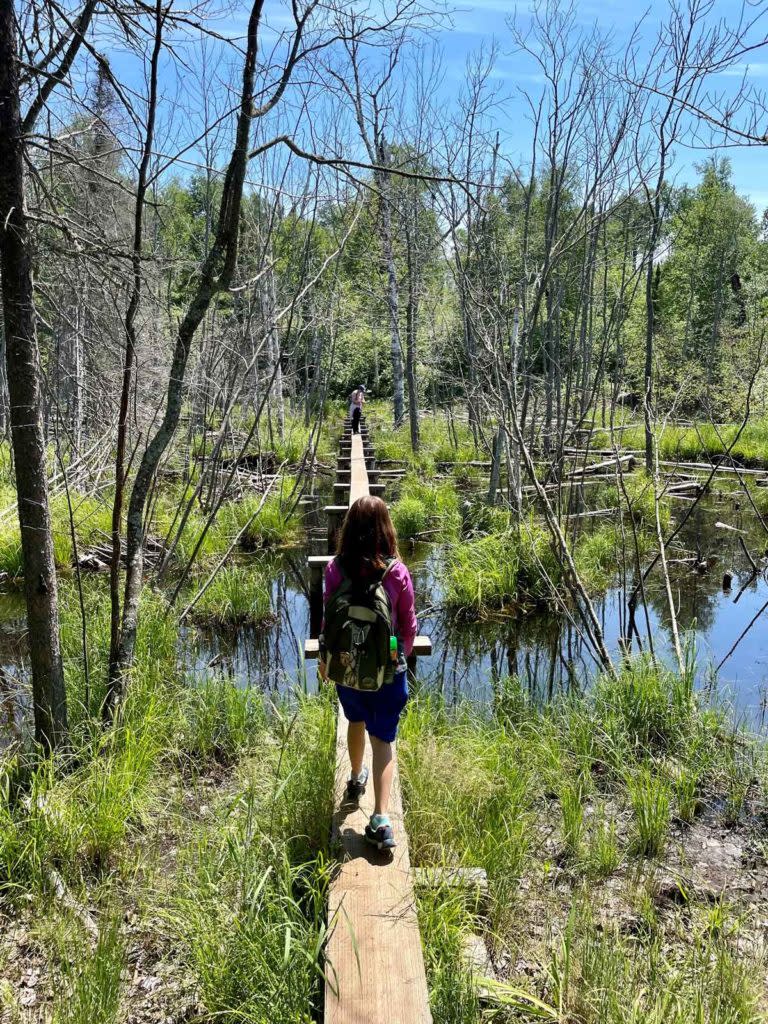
[346,766,369,801]
[364,818,396,851]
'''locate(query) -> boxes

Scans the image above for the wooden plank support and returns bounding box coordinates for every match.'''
[324,504,349,554]
[336,468,380,483]
[305,636,433,659]
[306,430,433,1024]
[334,482,386,497]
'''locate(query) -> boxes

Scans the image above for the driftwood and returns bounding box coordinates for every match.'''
[659,460,768,478]
[563,454,635,479]
[76,535,165,572]
[47,867,99,939]
[714,521,747,534]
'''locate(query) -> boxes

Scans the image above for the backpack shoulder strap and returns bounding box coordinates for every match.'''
[381,557,397,581]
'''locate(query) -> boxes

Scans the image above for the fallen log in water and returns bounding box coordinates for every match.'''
[659,459,768,478]
[563,454,636,478]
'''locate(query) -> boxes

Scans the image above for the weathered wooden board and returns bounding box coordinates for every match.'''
[323,430,432,1024]
[325,713,432,1024]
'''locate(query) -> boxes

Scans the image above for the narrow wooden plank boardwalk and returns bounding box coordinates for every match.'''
[322,428,433,1024]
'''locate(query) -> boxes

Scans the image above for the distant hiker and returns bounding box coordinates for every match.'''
[348,385,365,434]
[319,495,417,851]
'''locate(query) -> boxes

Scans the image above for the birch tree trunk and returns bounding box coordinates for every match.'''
[405,208,420,451]
[262,262,285,440]
[0,3,68,749]
[376,164,405,426]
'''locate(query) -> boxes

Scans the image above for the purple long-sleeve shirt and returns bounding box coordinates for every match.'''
[323,557,418,656]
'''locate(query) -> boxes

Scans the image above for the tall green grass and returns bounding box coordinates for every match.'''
[365,406,483,472]
[167,691,336,1021]
[52,916,125,1024]
[190,566,272,627]
[0,598,337,1024]
[400,659,763,1021]
[0,492,114,583]
[622,417,768,468]
[218,490,300,550]
[390,476,461,541]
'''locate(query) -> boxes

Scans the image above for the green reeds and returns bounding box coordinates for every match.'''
[52,916,124,1024]
[390,476,461,541]
[400,661,764,1020]
[627,763,672,857]
[190,566,272,627]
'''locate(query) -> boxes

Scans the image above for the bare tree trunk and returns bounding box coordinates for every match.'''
[376,160,405,425]
[262,262,285,440]
[487,428,503,504]
[110,0,266,690]
[404,209,420,451]
[643,255,656,473]
[0,2,68,749]
[509,297,522,510]
[107,0,164,703]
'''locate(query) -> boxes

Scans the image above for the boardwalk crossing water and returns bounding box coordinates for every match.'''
[305,422,433,1024]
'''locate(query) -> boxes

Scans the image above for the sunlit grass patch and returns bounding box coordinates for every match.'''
[622,417,768,468]
[190,566,272,627]
[444,518,560,612]
[218,491,300,550]
[180,676,267,765]
[390,476,461,541]
[166,691,336,1021]
[0,491,116,584]
[400,664,766,1023]
[51,914,125,1024]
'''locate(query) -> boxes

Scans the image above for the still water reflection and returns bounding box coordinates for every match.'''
[3,494,768,743]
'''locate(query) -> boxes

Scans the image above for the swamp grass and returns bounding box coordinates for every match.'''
[0,575,337,1022]
[390,475,462,541]
[189,565,273,627]
[442,518,643,613]
[621,417,768,468]
[364,402,483,473]
[399,658,767,1022]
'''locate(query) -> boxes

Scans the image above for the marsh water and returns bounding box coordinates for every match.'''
[184,484,768,725]
[3,486,768,746]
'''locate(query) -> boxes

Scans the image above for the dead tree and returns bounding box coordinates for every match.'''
[0,0,98,749]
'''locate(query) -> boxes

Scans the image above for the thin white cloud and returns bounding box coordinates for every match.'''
[718,62,768,78]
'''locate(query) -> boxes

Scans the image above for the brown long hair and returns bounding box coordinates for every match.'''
[337,495,399,577]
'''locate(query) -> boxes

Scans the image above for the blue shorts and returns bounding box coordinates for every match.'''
[336,671,408,742]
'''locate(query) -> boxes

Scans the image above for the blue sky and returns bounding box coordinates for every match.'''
[92,0,768,212]
[431,0,768,211]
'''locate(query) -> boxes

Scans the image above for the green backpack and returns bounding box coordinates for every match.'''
[323,559,396,691]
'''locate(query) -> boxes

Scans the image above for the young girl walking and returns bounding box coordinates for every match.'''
[319,495,416,850]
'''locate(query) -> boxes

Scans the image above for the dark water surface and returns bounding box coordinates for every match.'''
[184,491,768,726]
[3,491,768,745]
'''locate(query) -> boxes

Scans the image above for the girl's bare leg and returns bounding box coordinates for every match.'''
[370,736,394,816]
[347,720,366,777]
